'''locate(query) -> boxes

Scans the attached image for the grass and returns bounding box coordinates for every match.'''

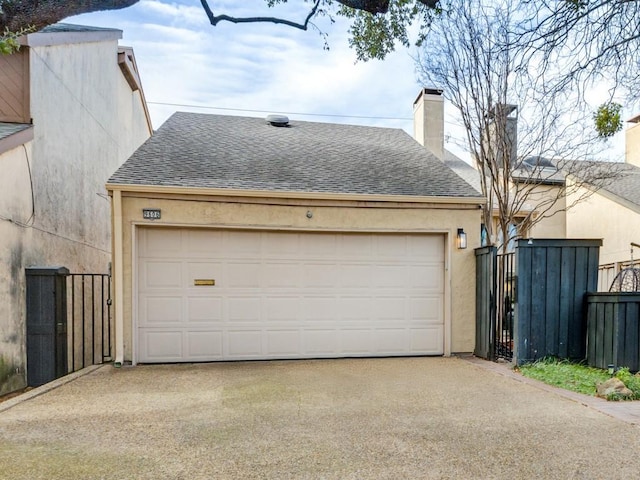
[518,358,640,401]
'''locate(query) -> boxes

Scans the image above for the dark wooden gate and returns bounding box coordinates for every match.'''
[515,239,601,365]
[26,267,69,387]
[475,246,497,360]
[475,239,601,365]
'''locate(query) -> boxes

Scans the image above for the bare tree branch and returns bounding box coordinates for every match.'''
[200,0,322,30]
[417,0,624,253]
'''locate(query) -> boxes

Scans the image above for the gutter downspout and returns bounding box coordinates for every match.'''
[113,189,125,366]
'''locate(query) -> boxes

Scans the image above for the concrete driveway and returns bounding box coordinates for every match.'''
[2,357,640,479]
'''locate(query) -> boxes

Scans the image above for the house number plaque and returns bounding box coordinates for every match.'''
[142,208,161,220]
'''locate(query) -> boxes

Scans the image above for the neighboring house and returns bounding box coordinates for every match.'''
[106,89,485,365]
[566,118,640,289]
[0,24,152,394]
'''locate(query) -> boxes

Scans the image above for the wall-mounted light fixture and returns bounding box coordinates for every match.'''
[457,228,467,249]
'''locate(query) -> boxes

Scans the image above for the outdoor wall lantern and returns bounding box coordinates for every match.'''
[457,228,467,250]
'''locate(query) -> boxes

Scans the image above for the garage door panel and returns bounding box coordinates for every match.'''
[374,297,406,320]
[137,228,445,362]
[187,296,223,322]
[143,261,182,288]
[264,262,300,288]
[223,232,261,254]
[338,296,373,321]
[339,265,373,288]
[140,330,183,361]
[373,265,408,288]
[187,262,222,285]
[341,234,373,257]
[303,330,337,355]
[340,329,373,354]
[266,297,300,321]
[374,329,410,353]
[263,231,300,256]
[410,327,444,354]
[187,331,223,359]
[376,236,408,257]
[410,297,444,323]
[186,229,224,255]
[144,228,182,255]
[302,263,335,288]
[227,297,261,322]
[227,331,262,356]
[408,235,444,260]
[226,262,261,288]
[301,234,337,256]
[409,265,443,290]
[267,330,300,356]
[302,297,337,321]
[140,296,182,326]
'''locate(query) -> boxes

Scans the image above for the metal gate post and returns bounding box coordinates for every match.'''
[26,266,70,387]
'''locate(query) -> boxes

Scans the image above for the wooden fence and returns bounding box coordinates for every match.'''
[586,293,640,372]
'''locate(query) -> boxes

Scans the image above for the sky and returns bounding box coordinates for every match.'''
[68,0,626,162]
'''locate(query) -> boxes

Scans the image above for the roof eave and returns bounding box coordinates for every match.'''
[105,183,486,205]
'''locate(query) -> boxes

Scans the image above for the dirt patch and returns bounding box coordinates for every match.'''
[0,387,31,404]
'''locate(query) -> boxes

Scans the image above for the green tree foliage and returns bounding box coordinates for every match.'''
[593,102,623,138]
[339,0,442,61]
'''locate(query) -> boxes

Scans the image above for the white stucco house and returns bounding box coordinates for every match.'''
[106,89,485,365]
[0,24,152,394]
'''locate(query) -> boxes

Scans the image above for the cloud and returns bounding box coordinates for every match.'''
[66,1,469,153]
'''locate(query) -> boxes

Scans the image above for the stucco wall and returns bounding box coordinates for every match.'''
[527,184,567,239]
[0,38,151,395]
[566,185,638,266]
[114,193,482,362]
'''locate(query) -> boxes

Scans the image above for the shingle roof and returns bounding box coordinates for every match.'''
[108,112,483,199]
[40,23,120,34]
[0,122,31,141]
[578,161,640,210]
[443,150,482,192]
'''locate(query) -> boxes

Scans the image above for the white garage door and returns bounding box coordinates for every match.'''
[137,228,445,362]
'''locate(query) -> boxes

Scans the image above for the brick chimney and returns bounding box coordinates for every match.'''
[413,88,444,161]
[626,114,640,168]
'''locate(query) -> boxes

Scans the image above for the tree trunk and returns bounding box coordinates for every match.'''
[1,1,141,32]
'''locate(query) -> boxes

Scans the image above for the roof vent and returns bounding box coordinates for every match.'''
[266,114,290,127]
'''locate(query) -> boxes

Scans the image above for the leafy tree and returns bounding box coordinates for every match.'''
[593,103,623,139]
[0,0,436,60]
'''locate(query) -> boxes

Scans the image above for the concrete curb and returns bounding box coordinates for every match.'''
[0,364,107,413]
[462,355,640,427]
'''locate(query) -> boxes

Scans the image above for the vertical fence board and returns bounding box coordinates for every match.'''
[515,246,531,362]
[545,248,561,356]
[624,302,639,368]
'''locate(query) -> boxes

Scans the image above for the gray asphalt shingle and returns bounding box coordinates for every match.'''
[0,122,31,141]
[108,112,482,198]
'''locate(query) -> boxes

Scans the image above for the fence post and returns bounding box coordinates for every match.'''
[25,266,70,387]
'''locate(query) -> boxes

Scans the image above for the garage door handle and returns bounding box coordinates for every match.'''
[194,279,215,286]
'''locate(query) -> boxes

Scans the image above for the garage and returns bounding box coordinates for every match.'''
[137,227,445,362]
[108,104,485,364]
